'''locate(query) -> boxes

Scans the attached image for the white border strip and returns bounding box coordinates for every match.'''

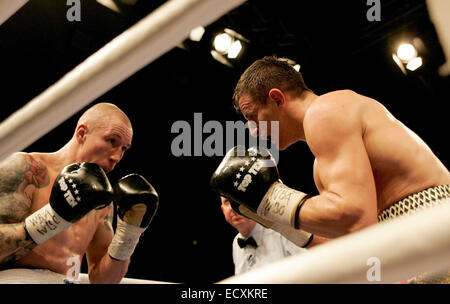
[0,0,246,163]
[78,273,177,284]
[219,202,450,284]
[0,0,28,26]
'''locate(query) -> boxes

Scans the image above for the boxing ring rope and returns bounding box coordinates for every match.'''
[427,0,450,76]
[0,0,247,163]
[0,0,449,285]
[218,202,450,284]
[0,0,28,26]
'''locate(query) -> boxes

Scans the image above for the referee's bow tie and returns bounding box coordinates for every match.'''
[237,236,258,248]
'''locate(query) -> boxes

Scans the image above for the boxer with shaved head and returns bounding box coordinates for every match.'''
[0,103,159,283]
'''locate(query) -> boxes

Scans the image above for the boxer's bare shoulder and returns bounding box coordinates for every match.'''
[0,153,50,223]
[304,90,365,146]
[0,153,43,266]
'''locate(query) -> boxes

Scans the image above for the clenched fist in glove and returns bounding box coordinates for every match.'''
[108,174,159,261]
[211,146,313,247]
[25,162,113,245]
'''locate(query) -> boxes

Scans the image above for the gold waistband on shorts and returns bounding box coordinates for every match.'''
[378,184,450,223]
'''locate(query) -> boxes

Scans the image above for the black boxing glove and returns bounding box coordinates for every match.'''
[211,146,313,247]
[108,174,159,261]
[25,162,113,244]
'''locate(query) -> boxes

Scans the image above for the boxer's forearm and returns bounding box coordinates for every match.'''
[298,192,373,238]
[0,223,36,266]
[88,254,130,284]
[307,234,331,247]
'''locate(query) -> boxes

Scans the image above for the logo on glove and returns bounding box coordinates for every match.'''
[235,158,264,192]
[58,177,81,208]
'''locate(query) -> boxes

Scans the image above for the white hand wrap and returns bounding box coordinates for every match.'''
[257,181,308,227]
[108,218,146,261]
[24,204,72,245]
[238,203,313,248]
[271,222,313,248]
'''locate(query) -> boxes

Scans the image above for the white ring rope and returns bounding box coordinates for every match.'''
[218,202,450,284]
[0,0,28,26]
[426,0,450,75]
[1,0,449,285]
[0,0,246,163]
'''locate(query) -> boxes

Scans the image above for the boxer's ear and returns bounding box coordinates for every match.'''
[268,88,285,107]
[75,124,88,143]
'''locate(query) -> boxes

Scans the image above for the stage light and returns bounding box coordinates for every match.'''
[213,32,233,53]
[392,54,407,75]
[406,56,423,71]
[211,28,249,66]
[189,26,205,42]
[210,50,232,67]
[397,43,417,62]
[227,40,242,59]
[392,38,424,74]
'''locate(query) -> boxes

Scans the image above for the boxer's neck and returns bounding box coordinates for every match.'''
[51,139,80,168]
[287,90,319,142]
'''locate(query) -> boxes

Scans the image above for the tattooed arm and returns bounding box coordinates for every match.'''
[86,203,130,283]
[0,153,50,266]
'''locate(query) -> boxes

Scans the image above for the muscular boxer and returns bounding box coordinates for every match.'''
[0,103,159,284]
[211,56,449,282]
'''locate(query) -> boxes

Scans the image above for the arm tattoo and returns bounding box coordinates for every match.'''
[0,223,36,267]
[23,155,50,189]
[0,154,50,222]
[0,154,49,265]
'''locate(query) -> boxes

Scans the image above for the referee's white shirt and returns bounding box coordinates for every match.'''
[232,223,307,275]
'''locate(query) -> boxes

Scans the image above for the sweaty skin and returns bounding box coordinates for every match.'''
[4,153,113,274]
[239,89,449,238]
[0,103,133,283]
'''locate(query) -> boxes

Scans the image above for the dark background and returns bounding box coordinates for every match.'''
[0,0,448,283]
